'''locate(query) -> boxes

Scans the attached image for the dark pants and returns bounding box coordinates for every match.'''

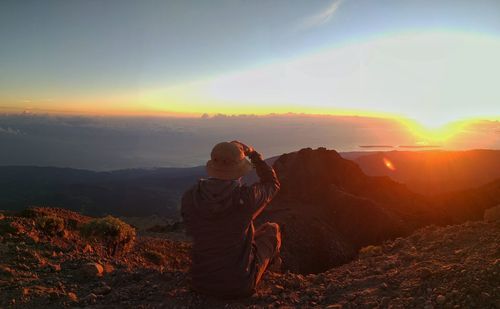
[253,222,281,285]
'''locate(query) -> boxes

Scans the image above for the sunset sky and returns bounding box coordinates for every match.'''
[1,0,499,142]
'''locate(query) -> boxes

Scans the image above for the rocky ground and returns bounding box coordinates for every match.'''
[0,207,499,308]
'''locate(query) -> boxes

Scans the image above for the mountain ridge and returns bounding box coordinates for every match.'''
[1,149,499,218]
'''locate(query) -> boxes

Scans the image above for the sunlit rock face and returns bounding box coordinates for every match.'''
[257,147,444,274]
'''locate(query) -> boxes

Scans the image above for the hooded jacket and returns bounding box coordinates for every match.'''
[181,151,280,297]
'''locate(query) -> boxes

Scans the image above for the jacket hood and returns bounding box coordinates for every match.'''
[192,178,241,217]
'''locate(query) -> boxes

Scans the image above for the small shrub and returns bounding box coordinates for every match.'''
[359,245,383,258]
[36,215,65,236]
[80,216,136,256]
[143,250,165,265]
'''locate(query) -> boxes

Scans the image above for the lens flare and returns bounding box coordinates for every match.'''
[383,157,396,171]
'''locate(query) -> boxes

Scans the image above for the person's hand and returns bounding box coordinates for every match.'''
[231,140,254,156]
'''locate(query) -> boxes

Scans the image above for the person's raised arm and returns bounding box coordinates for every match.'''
[232,141,280,220]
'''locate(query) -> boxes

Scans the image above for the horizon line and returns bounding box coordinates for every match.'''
[1,106,498,123]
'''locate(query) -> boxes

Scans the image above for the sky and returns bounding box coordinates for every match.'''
[0,0,499,155]
[0,0,500,121]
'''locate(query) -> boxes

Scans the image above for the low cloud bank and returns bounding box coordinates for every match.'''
[0,113,497,170]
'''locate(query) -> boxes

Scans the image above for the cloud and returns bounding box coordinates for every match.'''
[1,113,497,170]
[0,127,23,135]
[298,0,344,30]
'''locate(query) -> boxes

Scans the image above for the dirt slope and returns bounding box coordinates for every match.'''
[1,208,498,308]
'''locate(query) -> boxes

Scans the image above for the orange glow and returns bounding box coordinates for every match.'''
[395,117,500,147]
[383,157,396,171]
[0,102,200,118]
[2,32,499,131]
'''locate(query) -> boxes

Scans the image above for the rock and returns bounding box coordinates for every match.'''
[82,293,97,304]
[83,244,94,253]
[288,291,300,304]
[419,267,432,279]
[382,260,397,270]
[103,263,115,274]
[67,292,78,302]
[49,291,60,300]
[93,284,112,295]
[22,288,30,296]
[326,304,343,309]
[436,295,446,304]
[400,252,416,262]
[27,234,39,243]
[0,266,14,278]
[17,263,30,271]
[380,297,390,307]
[48,263,61,272]
[271,284,285,294]
[82,263,104,277]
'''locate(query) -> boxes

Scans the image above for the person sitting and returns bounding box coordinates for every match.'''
[181,140,281,298]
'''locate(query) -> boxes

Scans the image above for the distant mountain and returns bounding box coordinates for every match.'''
[0,166,206,217]
[349,149,500,195]
[2,149,498,221]
[1,148,498,276]
[432,178,500,223]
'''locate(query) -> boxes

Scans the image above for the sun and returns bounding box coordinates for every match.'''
[398,118,473,145]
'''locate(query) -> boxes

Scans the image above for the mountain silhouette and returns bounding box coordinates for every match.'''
[351,149,500,195]
[0,166,206,217]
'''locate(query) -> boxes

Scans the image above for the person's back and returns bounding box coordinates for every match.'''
[181,141,281,298]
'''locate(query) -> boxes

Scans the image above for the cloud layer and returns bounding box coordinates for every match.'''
[0,113,497,170]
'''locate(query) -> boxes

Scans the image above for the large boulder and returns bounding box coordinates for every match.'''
[257,148,442,274]
[82,263,104,277]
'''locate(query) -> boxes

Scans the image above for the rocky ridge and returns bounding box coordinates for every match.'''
[255,148,431,274]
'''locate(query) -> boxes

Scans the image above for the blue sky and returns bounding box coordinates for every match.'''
[1,0,500,127]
